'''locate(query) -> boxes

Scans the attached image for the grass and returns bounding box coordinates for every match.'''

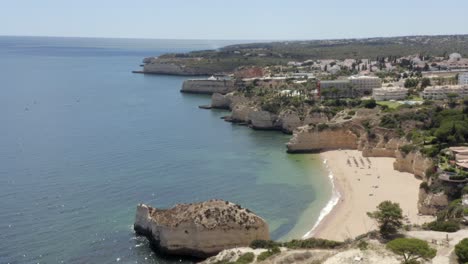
[377,101,401,109]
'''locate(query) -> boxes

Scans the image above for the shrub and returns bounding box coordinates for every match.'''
[419,182,429,191]
[362,99,377,109]
[256,247,280,261]
[424,220,460,233]
[348,110,356,116]
[357,240,368,250]
[380,115,399,129]
[236,252,255,264]
[400,144,416,155]
[250,240,279,249]
[283,238,343,249]
[455,238,468,263]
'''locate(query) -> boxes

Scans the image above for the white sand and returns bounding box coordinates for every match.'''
[310,150,434,241]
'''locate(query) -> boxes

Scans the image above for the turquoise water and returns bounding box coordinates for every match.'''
[0,36,331,263]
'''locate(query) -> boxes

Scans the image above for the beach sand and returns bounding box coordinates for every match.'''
[310,150,434,241]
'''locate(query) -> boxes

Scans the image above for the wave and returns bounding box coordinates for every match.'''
[302,159,341,239]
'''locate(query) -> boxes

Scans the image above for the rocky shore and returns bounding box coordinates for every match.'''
[134,200,269,258]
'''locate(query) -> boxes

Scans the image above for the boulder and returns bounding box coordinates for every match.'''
[134,200,269,258]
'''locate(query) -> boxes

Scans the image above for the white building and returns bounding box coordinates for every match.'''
[373,87,408,101]
[349,75,382,94]
[459,72,468,85]
[422,85,468,100]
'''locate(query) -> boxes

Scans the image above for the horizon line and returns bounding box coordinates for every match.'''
[2,33,468,43]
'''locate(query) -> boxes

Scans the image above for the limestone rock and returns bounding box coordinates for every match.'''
[287,125,359,153]
[418,189,449,215]
[134,200,269,258]
[181,79,236,94]
[211,93,231,109]
[248,110,278,130]
[393,151,433,179]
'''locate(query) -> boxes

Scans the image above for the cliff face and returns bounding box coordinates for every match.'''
[287,124,359,153]
[393,151,433,179]
[212,94,329,133]
[142,57,213,75]
[181,80,237,95]
[134,200,269,258]
[418,188,449,215]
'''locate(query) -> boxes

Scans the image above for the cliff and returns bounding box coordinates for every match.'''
[393,151,434,179]
[212,93,328,133]
[417,188,449,215]
[287,124,359,153]
[134,200,269,258]
[142,57,214,75]
[181,79,237,95]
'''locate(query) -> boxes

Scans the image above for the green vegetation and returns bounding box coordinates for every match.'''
[386,238,436,264]
[214,252,255,264]
[357,240,369,250]
[362,99,377,109]
[377,101,400,110]
[235,252,254,264]
[423,220,460,232]
[455,238,468,263]
[250,238,343,250]
[367,201,403,238]
[256,247,281,261]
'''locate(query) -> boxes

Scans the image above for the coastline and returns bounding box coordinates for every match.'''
[304,150,434,241]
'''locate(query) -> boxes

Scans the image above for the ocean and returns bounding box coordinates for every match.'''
[0,36,332,264]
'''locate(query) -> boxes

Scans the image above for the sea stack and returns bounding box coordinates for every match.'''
[134,199,270,258]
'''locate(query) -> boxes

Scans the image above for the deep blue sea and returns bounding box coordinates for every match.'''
[0,36,331,264]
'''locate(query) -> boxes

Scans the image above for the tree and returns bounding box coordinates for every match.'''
[421,78,431,89]
[387,238,436,264]
[367,201,403,237]
[455,238,468,263]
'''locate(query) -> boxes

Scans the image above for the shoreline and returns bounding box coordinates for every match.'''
[303,150,434,241]
[302,158,341,238]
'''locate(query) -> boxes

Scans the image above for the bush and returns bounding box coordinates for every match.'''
[235,252,255,264]
[362,99,377,109]
[250,240,279,249]
[348,110,356,116]
[419,182,429,191]
[283,238,343,249]
[400,144,416,155]
[424,220,460,233]
[256,247,280,261]
[357,240,368,250]
[455,238,468,263]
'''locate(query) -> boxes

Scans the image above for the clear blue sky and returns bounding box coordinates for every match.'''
[1,0,468,40]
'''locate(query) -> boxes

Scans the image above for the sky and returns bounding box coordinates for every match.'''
[1,0,468,40]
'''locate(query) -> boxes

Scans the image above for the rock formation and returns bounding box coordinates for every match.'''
[393,151,434,179]
[212,93,329,133]
[181,79,236,95]
[134,200,269,258]
[287,124,359,153]
[418,188,449,215]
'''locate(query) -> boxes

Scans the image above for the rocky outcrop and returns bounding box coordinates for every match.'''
[134,200,269,258]
[142,57,214,75]
[248,110,278,130]
[287,124,359,153]
[211,93,248,110]
[393,151,433,179]
[181,79,237,95]
[418,188,449,215]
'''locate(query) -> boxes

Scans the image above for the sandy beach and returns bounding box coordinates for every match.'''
[310,150,434,241]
